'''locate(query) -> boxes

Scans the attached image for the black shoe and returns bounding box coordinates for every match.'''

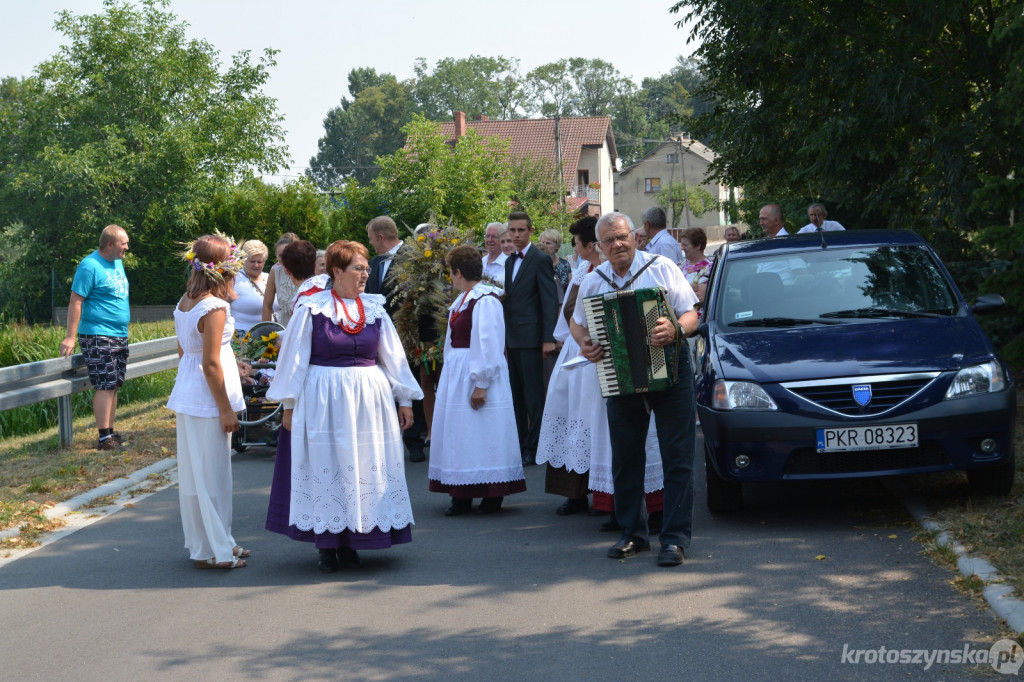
[606,538,651,559]
[338,547,363,568]
[96,437,122,451]
[445,498,473,516]
[657,544,685,566]
[110,432,130,445]
[478,497,504,514]
[648,510,663,535]
[522,452,536,467]
[587,508,610,517]
[318,549,339,573]
[598,517,623,533]
[408,445,426,462]
[556,497,588,516]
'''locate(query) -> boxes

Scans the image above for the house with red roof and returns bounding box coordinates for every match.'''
[439,111,618,216]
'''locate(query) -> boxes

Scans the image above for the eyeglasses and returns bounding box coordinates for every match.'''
[599,233,632,247]
[346,265,371,274]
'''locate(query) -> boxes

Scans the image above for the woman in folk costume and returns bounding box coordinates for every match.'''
[266,240,422,573]
[428,245,525,515]
[536,216,603,515]
[167,233,249,569]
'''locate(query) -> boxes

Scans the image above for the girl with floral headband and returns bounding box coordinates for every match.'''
[166,233,250,570]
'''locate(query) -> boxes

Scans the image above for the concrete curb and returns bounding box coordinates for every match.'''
[0,457,177,541]
[896,485,1024,633]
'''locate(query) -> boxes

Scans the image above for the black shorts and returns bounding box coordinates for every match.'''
[79,334,129,391]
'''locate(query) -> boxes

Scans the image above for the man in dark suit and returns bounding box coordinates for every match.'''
[365,215,428,462]
[503,211,559,466]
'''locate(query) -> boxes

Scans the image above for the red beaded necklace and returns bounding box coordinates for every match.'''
[448,290,472,325]
[331,289,366,335]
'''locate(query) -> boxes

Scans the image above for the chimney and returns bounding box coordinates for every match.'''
[454,111,466,138]
[475,115,489,122]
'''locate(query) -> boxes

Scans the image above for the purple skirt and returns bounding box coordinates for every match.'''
[266,426,412,549]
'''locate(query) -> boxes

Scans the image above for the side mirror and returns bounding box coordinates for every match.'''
[972,293,1005,314]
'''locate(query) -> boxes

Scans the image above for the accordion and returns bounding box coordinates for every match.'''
[582,287,679,398]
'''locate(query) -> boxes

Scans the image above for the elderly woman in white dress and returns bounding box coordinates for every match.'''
[428,245,525,515]
[166,233,248,569]
[231,239,274,335]
[267,239,422,573]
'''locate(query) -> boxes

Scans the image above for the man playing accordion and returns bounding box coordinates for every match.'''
[570,212,699,567]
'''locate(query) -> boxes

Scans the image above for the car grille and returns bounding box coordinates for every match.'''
[783,373,938,416]
[783,442,949,475]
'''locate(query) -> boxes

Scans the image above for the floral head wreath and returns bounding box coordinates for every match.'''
[181,231,247,282]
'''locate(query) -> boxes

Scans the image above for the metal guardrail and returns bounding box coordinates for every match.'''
[0,336,179,446]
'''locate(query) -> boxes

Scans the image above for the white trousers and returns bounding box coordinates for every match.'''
[176,414,236,563]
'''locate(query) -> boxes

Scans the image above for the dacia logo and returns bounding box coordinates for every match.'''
[852,384,872,407]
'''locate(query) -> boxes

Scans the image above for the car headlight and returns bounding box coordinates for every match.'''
[945,360,1006,398]
[712,380,778,410]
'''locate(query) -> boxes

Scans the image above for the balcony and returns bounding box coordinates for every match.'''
[569,184,601,202]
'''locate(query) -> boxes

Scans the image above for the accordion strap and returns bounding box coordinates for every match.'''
[594,256,658,291]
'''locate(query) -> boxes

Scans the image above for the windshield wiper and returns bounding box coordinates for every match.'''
[819,307,943,319]
[729,317,842,327]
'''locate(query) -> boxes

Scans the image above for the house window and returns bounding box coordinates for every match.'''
[577,169,590,187]
[645,178,661,193]
[614,181,620,195]
[666,153,679,164]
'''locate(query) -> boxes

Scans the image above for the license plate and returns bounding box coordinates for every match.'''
[816,423,918,452]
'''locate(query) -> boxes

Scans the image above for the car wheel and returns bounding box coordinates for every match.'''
[231,432,247,454]
[967,449,1016,497]
[705,443,743,513]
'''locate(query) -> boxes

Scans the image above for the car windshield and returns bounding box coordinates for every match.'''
[715,245,960,327]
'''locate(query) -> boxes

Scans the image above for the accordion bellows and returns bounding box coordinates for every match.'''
[583,287,678,397]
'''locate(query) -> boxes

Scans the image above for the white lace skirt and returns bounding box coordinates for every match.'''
[290,364,414,534]
[538,337,665,494]
[536,336,605,474]
[428,348,524,485]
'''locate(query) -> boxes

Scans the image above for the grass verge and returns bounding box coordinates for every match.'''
[0,393,177,550]
[905,388,1024,605]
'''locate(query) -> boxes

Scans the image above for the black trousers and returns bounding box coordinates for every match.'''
[507,346,546,457]
[606,367,696,549]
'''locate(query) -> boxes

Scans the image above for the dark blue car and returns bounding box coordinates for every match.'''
[695,230,1016,512]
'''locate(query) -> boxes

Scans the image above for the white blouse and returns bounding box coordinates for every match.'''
[443,282,506,389]
[266,290,423,409]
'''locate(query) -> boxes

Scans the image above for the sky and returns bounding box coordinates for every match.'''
[0,0,697,179]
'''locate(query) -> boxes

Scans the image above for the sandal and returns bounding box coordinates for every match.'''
[195,557,247,570]
[233,546,251,558]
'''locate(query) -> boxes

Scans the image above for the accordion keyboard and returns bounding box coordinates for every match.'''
[583,295,621,396]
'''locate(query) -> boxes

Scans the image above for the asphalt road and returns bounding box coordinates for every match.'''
[0,433,1006,680]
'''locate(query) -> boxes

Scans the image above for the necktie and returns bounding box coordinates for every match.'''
[518,250,525,259]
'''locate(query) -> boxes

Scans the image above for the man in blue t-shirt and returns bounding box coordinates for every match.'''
[59,225,131,450]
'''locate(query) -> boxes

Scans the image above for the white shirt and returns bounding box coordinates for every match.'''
[380,243,402,281]
[572,250,698,329]
[645,229,683,267]
[481,252,507,285]
[511,242,532,281]
[797,219,845,233]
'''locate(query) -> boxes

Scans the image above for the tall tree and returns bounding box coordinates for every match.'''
[0,0,286,320]
[672,0,1024,359]
[413,56,529,121]
[307,68,415,188]
[333,116,571,239]
[527,58,634,117]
